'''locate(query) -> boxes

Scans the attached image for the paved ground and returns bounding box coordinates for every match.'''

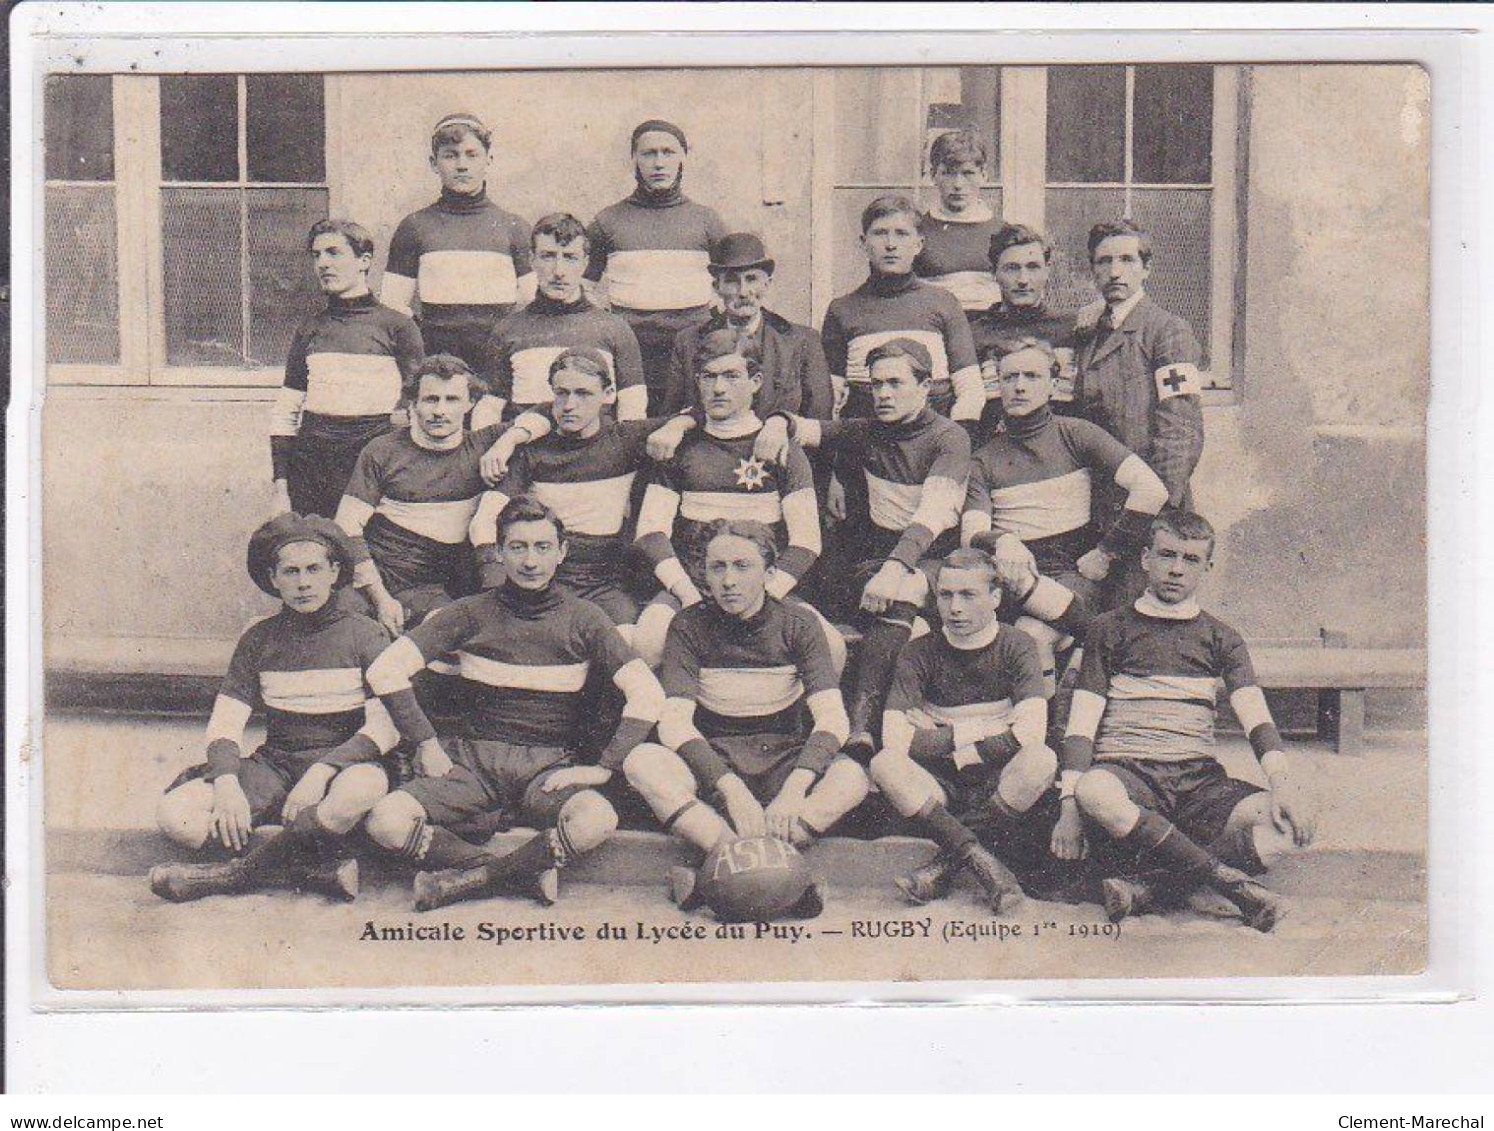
[39,711,1428,992]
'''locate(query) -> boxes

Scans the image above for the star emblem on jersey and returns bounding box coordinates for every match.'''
[734,455,770,490]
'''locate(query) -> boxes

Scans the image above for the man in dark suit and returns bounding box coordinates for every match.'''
[664,233,835,420]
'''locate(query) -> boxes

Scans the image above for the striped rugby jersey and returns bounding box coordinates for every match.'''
[964,408,1134,574]
[821,271,978,392]
[585,193,728,329]
[915,211,1004,311]
[477,294,646,418]
[1079,600,1259,763]
[218,604,392,754]
[402,584,640,757]
[820,408,971,569]
[661,597,842,777]
[337,424,507,595]
[636,419,821,587]
[384,188,532,336]
[271,293,424,479]
[886,623,1047,759]
[969,300,1079,402]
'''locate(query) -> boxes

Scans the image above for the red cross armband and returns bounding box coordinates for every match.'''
[1154,363,1202,399]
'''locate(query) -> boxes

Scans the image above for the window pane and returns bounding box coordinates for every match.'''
[1133,65,1213,184]
[246,74,325,183]
[1131,188,1213,367]
[246,188,328,365]
[162,187,244,365]
[922,66,1000,182]
[45,75,114,182]
[45,185,119,364]
[834,69,924,184]
[160,75,238,182]
[1046,66,1125,183]
[1042,186,1124,315]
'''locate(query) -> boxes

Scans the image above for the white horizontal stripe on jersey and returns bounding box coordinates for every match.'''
[697,665,804,718]
[456,652,590,692]
[605,250,714,311]
[304,352,403,417]
[1107,673,1220,703]
[864,471,923,531]
[417,249,519,305]
[846,329,948,383]
[260,668,367,714]
[924,270,1003,311]
[678,490,784,524]
[376,496,481,544]
[532,475,636,537]
[925,698,1015,727]
[510,346,616,407]
[1096,699,1217,762]
[988,468,1093,541]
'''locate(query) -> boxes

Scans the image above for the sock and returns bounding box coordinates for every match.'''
[915,798,977,856]
[411,823,494,871]
[848,618,913,735]
[236,810,327,885]
[1121,810,1216,883]
[479,830,562,888]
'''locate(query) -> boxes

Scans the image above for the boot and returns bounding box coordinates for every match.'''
[1208,864,1284,933]
[669,865,703,911]
[296,857,360,902]
[533,866,560,908]
[412,864,493,912]
[149,858,248,902]
[958,842,1025,915]
[894,849,958,905]
[1101,876,1156,923]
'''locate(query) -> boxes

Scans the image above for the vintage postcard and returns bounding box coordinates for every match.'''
[28,33,1430,998]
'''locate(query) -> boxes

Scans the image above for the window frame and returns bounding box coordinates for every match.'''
[812,64,1246,401]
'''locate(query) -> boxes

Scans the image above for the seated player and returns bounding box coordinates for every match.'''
[362,496,666,911]
[969,223,1079,435]
[755,338,971,758]
[1058,513,1318,931]
[470,347,695,627]
[914,129,1004,312]
[962,339,1167,688]
[335,354,553,637]
[631,329,833,671]
[476,212,648,425]
[822,194,981,426]
[150,514,397,902]
[625,520,869,866]
[869,548,1055,914]
[272,219,424,519]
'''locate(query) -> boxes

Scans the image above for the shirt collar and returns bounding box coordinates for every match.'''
[943,619,1002,651]
[1107,289,1146,328]
[409,421,465,451]
[1134,589,1201,621]
[704,411,763,440]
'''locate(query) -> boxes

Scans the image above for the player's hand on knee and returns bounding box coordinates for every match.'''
[1076,547,1114,583]
[210,776,253,852]
[282,765,334,824]
[541,765,613,793]
[1050,798,1088,861]
[765,773,812,842]
[1269,773,1318,847]
[415,738,454,779]
[831,375,848,416]
[373,592,406,638]
[905,707,938,730]
[826,476,847,522]
[860,561,906,615]
[718,776,767,839]
[990,535,1038,594]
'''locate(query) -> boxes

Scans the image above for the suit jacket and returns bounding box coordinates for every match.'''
[666,309,835,420]
[1073,293,1204,512]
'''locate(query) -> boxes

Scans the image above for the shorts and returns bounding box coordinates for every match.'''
[286,419,392,520]
[1093,756,1264,849]
[421,324,496,377]
[709,735,858,808]
[164,746,392,827]
[912,742,1021,819]
[397,737,586,831]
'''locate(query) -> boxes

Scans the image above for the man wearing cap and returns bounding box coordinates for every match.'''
[663,233,834,420]
[754,337,972,758]
[476,212,649,424]
[380,112,535,371]
[149,514,399,902]
[586,119,729,413]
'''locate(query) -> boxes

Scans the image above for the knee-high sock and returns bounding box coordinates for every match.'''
[237,807,333,884]
[1120,810,1217,884]
[408,822,495,871]
[848,618,913,736]
[915,798,977,856]
[478,830,562,887]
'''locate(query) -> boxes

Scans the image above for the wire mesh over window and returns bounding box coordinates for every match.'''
[45,185,120,365]
[45,75,114,182]
[246,188,329,365]
[162,188,244,366]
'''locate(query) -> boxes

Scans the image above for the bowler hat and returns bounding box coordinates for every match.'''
[709,233,776,276]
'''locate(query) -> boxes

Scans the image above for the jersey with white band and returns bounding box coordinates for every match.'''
[821,271,979,401]
[915,211,1004,311]
[585,195,728,320]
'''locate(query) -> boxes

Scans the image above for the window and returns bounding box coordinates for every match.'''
[828,67,1002,299]
[159,74,328,368]
[819,65,1240,388]
[1044,64,1217,371]
[44,75,119,366]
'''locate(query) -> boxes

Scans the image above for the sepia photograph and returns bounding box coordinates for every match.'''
[30,44,1429,997]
